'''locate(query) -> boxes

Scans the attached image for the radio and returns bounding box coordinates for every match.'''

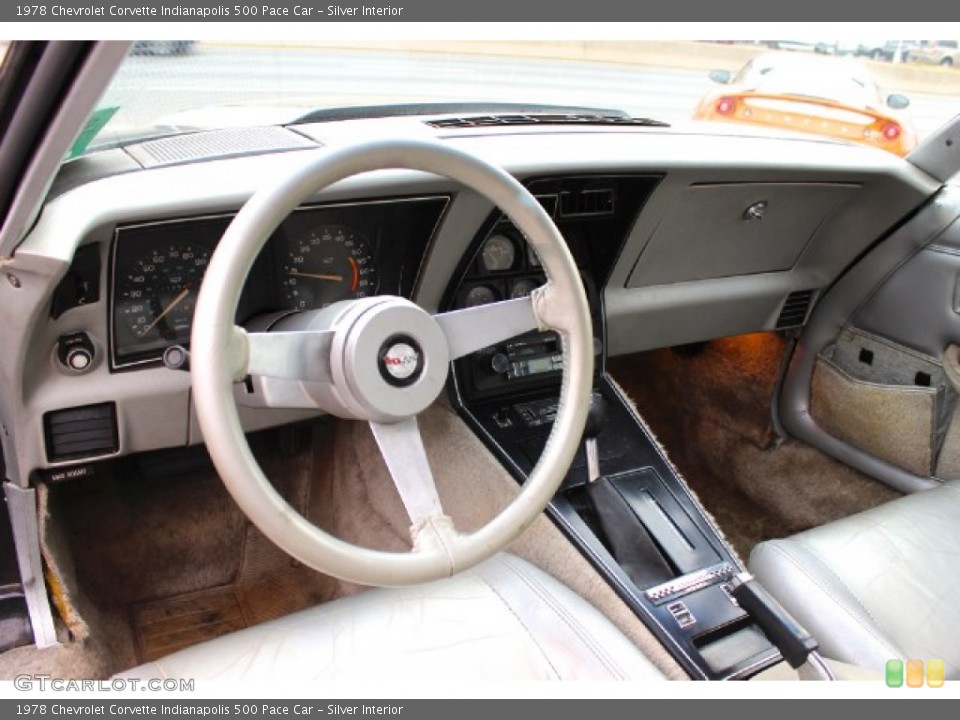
[488,332,562,381]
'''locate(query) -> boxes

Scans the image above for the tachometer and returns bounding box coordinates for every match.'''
[281,225,378,310]
[114,242,211,350]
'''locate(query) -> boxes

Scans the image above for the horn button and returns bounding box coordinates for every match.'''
[327,297,450,423]
[378,335,424,387]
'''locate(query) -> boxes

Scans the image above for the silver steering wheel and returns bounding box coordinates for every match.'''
[191,139,593,586]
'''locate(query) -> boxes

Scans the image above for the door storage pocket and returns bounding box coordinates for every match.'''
[811,330,953,476]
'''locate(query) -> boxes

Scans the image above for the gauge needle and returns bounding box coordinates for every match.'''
[289,271,343,281]
[140,287,190,336]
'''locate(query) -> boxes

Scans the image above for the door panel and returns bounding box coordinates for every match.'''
[779,187,960,493]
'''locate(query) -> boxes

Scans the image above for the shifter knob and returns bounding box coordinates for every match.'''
[583,392,606,483]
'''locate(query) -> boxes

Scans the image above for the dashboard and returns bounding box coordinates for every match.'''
[0,122,940,484]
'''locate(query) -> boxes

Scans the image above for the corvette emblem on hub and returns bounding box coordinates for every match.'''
[383,343,418,379]
[378,336,424,387]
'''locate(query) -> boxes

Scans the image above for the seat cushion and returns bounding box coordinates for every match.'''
[117,553,664,681]
[750,481,960,678]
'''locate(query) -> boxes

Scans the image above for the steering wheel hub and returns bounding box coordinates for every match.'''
[325,297,449,423]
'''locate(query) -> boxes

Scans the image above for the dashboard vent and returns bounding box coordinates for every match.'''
[560,188,615,217]
[44,403,118,463]
[426,114,669,129]
[125,127,317,169]
[776,290,817,329]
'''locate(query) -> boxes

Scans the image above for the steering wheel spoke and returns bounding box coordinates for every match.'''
[243,328,336,383]
[434,295,540,360]
[369,417,446,528]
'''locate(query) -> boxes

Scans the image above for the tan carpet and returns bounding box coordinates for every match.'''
[608,334,902,559]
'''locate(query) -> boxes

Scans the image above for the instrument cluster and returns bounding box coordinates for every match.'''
[110,197,448,369]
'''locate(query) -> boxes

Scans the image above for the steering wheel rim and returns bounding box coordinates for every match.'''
[191,139,593,586]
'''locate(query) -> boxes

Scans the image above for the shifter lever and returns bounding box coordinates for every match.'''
[583,392,606,483]
[583,391,674,588]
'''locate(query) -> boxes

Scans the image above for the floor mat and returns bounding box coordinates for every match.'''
[132,586,248,663]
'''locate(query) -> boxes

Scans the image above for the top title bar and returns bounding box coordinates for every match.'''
[4,0,959,22]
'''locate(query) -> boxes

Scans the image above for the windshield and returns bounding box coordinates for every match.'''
[82,40,960,159]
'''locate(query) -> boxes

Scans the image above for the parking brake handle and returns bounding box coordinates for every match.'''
[730,572,835,680]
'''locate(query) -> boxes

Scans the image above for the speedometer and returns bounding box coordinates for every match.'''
[113,242,211,361]
[281,225,378,310]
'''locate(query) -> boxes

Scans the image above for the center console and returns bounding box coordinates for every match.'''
[444,174,782,679]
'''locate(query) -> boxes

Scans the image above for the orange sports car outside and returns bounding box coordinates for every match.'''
[693,52,917,156]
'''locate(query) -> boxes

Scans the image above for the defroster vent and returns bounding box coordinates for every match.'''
[44,403,118,462]
[125,127,317,169]
[775,290,817,330]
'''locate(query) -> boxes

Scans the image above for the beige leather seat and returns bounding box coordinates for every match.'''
[119,553,664,681]
[750,480,960,679]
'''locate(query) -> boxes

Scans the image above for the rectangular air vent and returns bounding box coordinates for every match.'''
[559,188,615,218]
[44,403,118,463]
[775,290,817,329]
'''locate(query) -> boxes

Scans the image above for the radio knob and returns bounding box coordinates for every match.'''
[491,352,510,375]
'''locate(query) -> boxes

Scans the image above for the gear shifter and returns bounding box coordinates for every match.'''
[583,392,606,483]
[583,392,674,588]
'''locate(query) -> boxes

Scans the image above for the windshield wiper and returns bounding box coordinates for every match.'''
[425,113,669,129]
[290,102,668,128]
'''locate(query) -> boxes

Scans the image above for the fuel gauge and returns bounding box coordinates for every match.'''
[462,285,499,307]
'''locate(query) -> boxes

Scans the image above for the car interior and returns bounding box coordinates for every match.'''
[1,40,959,685]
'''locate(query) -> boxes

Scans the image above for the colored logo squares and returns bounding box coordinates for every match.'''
[886,659,903,687]
[885,659,945,688]
[927,659,945,688]
[907,659,924,687]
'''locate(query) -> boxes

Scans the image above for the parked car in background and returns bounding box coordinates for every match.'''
[906,40,960,66]
[695,52,917,156]
[853,40,917,62]
[130,41,195,56]
[814,41,860,56]
[761,40,819,53]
